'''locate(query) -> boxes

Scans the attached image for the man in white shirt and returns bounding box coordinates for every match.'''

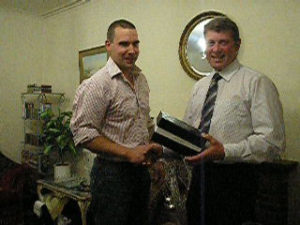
[184,17,285,225]
[184,17,285,164]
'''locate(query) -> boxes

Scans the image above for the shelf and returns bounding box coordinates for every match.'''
[21,92,65,106]
[21,92,64,96]
[24,144,43,151]
[21,91,65,175]
[23,117,41,121]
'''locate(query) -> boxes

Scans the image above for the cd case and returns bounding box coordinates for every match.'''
[151,111,205,156]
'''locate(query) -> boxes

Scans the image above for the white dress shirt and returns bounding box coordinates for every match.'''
[184,60,285,162]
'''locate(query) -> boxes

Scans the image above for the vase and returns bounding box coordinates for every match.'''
[54,163,71,182]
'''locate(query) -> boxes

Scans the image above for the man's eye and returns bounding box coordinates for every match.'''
[220,41,228,46]
[207,42,215,47]
[120,42,129,47]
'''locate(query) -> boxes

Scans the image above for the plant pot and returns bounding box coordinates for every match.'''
[54,163,71,182]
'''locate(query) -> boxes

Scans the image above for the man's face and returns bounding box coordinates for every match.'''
[106,27,140,73]
[205,30,240,71]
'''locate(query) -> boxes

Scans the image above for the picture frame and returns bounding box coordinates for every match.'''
[79,45,108,83]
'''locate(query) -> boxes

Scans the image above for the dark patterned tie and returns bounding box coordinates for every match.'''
[198,73,222,147]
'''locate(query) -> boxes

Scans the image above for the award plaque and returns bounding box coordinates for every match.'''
[151,111,205,156]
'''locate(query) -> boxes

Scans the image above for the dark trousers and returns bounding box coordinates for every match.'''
[89,158,151,225]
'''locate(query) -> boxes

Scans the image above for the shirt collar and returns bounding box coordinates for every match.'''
[106,57,142,79]
[211,59,240,82]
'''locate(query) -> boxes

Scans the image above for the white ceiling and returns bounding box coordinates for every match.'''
[0,0,89,16]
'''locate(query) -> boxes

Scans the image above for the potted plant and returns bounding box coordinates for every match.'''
[40,109,77,181]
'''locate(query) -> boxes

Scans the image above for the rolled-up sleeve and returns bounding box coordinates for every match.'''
[70,78,109,146]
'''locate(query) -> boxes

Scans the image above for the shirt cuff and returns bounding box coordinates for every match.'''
[223,143,242,161]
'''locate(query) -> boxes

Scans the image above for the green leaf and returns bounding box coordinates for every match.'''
[56,135,68,149]
[48,128,60,135]
[46,120,55,128]
[69,142,77,156]
[44,145,53,154]
[40,109,54,120]
[61,111,72,117]
[41,109,76,163]
[46,136,54,143]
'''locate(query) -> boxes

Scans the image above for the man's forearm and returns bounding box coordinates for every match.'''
[85,136,131,160]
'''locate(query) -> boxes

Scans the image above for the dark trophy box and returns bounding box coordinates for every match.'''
[151,111,205,156]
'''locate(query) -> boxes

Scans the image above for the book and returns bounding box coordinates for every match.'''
[151,111,206,156]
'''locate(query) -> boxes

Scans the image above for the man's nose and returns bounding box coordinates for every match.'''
[212,43,221,52]
[128,44,135,54]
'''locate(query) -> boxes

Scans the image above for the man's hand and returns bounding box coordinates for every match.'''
[127,143,163,166]
[185,133,225,165]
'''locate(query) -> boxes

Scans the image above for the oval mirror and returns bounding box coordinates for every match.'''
[179,11,225,80]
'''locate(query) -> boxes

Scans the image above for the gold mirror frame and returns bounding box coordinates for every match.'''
[179,11,225,80]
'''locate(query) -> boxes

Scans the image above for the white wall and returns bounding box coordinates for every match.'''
[1,0,299,162]
[0,8,44,162]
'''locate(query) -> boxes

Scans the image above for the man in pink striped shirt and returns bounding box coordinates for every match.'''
[70,19,162,225]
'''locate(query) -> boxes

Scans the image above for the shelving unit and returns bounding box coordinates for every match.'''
[21,92,65,174]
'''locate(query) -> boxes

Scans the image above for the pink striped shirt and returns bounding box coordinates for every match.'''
[70,58,153,161]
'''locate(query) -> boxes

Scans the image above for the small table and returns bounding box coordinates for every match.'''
[37,178,91,225]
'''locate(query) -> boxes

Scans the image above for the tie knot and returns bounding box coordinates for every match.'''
[213,73,222,82]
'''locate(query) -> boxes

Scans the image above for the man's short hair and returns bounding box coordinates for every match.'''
[204,17,241,43]
[107,19,136,42]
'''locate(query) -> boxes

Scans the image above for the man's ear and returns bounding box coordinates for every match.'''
[235,39,241,50]
[105,40,111,51]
